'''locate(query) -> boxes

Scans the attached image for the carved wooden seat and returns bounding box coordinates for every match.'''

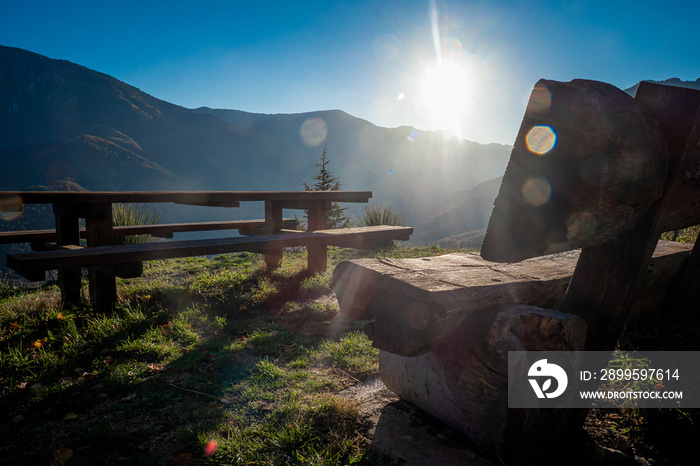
[331,80,700,457]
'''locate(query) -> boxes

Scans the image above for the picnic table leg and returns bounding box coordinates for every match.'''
[264,201,283,271]
[54,208,81,305]
[85,203,117,311]
[307,200,329,273]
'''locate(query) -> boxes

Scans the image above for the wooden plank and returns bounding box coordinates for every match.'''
[0,219,298,244]
[307,200,330,272]
[663,234,700,326]
[331,241,692,356]
[481,79,669,263]
[6,226,413,272]
[85,203,117,310]
[1,190,373,205]
[560,81,700,351]
[378,305,587,452]
[54,211,81,304]
[264,201,284,270]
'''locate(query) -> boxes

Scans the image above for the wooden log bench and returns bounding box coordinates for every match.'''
[331,80,700,459]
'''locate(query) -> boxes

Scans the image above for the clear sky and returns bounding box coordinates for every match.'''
[2,0,699,145]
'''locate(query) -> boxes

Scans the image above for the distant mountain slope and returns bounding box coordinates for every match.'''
[0,44,511,231]
[192,106,511,223]
[624,77,700,96]
[0,44,258,192]
[413,176,501,247]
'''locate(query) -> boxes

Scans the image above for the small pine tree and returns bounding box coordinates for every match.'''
[300,145,350,229]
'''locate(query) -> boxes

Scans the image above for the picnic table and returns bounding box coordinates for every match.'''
[1,190,412,310]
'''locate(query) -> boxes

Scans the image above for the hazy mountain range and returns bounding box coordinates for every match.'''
[0,44,510,243]
[2,43,696,256]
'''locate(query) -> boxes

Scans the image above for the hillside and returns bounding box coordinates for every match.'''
[0,44,511,230]
[413,176,501,248]
[624,77,700,96]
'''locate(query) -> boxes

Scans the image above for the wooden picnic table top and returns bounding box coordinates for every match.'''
[0,190,373,207]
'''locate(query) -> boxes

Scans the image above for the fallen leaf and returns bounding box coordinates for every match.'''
[8,322,20,334]
[33,338,47,349]
[82,372,97,381]
[73,367,85,373]
[219,396,234,404]
[147,363,165,372]
[62,412,79,421]
[50,447,73,465]
[56,313,64,322]
[121,393,137,401]
[12,415,23,423]
[169,452,192,466]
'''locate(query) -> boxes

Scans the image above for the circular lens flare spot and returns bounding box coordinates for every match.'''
[204,439,218,457]
[526,125,557,155]
[299,118,327,147]
[522,178,552,207]
[0,195,23,221]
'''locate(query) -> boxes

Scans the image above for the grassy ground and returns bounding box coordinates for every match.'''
[2,241,699,465]
[0,244,450,465]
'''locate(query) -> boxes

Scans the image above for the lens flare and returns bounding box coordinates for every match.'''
[522,178,552,207]
[299,118,327,147]
[0,194,23,221]
[527,83,552,115]
[204,439,218,457]
[526,125,557,155]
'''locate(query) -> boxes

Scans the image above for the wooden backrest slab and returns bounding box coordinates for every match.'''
[481,79,668,262]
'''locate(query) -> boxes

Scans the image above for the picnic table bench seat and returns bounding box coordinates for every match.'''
[0,218,299,244]
[8,225,413,282]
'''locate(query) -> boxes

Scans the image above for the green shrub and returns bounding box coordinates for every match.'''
[112,203,161,244]
[351,203,406,227]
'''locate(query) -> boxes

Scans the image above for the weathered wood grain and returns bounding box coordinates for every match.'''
[8,226,413,275]
[561,81,700,351]
[481,79,668,263]
[332,241,692,356]
[54,207,81,304]
[0,190,372,206]
[378,305,586,452]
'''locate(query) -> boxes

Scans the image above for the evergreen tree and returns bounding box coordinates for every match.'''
[300,145,350,228]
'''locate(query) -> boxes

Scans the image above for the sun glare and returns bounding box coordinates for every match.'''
[420,60,472,133]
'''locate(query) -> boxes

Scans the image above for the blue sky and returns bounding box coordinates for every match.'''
[2,0,699,144]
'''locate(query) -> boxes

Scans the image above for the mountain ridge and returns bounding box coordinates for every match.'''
[0,44,511,231]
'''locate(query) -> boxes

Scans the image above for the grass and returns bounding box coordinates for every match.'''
[0,245,456,465]
[3,240,697,465]
[350,203,406,228]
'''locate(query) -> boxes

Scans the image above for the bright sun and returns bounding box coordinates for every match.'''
[420,60,472,126]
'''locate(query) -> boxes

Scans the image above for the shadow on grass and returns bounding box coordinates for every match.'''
[1,267,372,465]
